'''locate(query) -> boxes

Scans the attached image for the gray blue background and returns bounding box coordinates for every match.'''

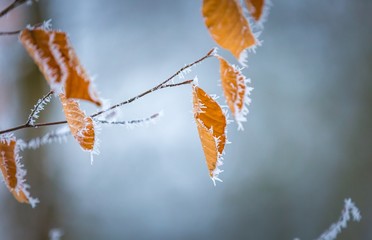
[0,0,371,239]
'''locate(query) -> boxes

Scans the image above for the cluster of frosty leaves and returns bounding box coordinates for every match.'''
[0,0,270,207]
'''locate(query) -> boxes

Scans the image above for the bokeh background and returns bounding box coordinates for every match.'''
[0,0,371,239]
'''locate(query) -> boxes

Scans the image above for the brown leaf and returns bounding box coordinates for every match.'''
[245,0,265,22]
[218,56,253,130]
[193,85,227,184]
[59,94,96,151]
[202,0,257,64]
[19,27,101,106]
[0,135,38,207]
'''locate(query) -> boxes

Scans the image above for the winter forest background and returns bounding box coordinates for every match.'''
[0,0,372,239]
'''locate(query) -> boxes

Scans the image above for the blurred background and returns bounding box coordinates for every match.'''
[0,0,371,239]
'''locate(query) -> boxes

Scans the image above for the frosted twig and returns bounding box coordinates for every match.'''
[97,112,162,127]
[316,198,361,240]
[20,126,70,150]
[26,90,54,126]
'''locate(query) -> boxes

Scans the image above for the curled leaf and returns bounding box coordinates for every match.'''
[193,85,227,185]
[202,0,257,64]
[218,56,253,130]
[0,135,39,207]
[19,27,101,106]
[59,94,96,152]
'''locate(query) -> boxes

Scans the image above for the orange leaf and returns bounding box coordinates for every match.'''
[59,94,96,152]
[202,0,257,64]
[0,135,38,207]
[19,27,101,106]
[218,56,253,130]
[193,85,227,184]
[245,0,265,22]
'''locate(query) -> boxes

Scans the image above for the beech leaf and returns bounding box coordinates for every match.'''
[59,94,96,152]
[19,27,101,106]
[202,0,257,64]
[0,135,38,207]
[192,85,227,185]
[218,56,253,130]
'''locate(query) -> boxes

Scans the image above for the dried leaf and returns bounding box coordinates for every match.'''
[202,0,257,64]
[218,56,253,130]
[245,0,265,22]
[59,94,95,151]
[19,27,101,106]
[193,85,227,184]
[0,135,38,207]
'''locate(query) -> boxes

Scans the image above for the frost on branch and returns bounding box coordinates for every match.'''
[218,56,253,130]
[27,91,52,126]
[192,85,227,185]
[202,0,259,65]
[317,198,361,240]
[97,112,163,129]
[19,126,70,150]
[19,27,101,106]
[0,134,39,207]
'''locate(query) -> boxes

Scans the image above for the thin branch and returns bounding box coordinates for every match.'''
[0,78,196,135]
[0,22,45,37]
[91,48,214,117]
[91,79,194,118]
[0,29,21,36]
[97,112,161,125]
[0,0,28,18]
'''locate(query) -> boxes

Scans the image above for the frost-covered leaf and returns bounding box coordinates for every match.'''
[192,85,227,185]
[0,135,39,207]
[202,0,257,64]
[218,56,253,130]
[19,27,101,106]
[59,94,96,152]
